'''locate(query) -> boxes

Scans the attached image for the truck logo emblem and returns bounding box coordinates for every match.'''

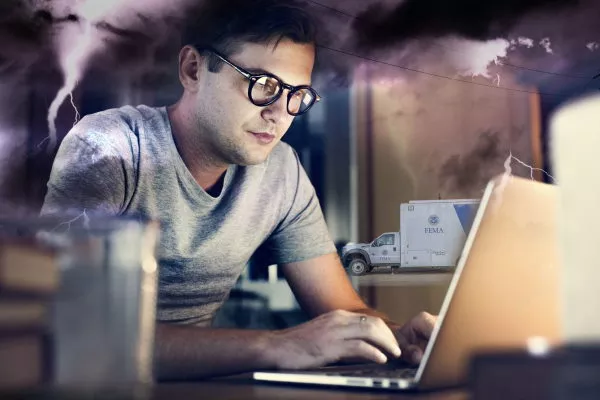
[429,215,440,226]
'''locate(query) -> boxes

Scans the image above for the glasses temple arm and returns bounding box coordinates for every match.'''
[212,53,252,79]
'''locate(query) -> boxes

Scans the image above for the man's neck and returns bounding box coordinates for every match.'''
[167,101,229,193]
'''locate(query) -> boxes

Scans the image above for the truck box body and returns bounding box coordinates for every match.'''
[400,199,480,267]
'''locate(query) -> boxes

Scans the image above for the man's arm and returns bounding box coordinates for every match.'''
[154,255,405,380]
[281,252,436,364]
[155,306,402,380]
[154,258,406,380]
[154,324,277,379]
[281,252,389,320]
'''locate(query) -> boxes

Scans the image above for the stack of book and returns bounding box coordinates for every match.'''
[0,240,58,390]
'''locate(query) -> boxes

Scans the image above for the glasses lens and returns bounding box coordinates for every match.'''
[288,88,316,115]
[251,76,281,105]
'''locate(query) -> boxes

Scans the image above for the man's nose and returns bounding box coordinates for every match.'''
[261,94,290,124]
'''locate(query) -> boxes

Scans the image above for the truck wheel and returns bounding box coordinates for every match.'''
[349,259,368,276]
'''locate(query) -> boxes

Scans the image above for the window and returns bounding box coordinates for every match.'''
[373,234,395,246]
[381,234,395,245]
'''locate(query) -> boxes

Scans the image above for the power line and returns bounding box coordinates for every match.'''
[304,0,594,81]
[303,0,357,19]
[496,62,589,80]
[317,44,565,97]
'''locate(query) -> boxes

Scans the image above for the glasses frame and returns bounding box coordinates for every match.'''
[203,47,321,116]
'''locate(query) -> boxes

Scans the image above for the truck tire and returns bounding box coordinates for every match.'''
[348,258,368,276]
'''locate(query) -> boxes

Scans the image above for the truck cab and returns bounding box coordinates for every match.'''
[341,232,401,275]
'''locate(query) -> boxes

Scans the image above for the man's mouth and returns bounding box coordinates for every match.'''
[249,131,275,144]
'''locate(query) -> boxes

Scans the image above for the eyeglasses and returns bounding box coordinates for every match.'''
[204,48,321,116]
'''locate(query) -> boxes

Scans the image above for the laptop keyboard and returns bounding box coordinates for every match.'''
[325,366,418,379]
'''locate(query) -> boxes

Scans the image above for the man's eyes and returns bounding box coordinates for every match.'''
[257,81,277,93]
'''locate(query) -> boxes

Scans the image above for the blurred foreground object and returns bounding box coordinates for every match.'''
[0,216,159,392]
[551,93,600,343]
[470,345,600,399]
[0,240,58,390]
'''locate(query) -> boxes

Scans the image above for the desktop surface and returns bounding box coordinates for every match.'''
[154,376,467,400]
[5,375,466,400]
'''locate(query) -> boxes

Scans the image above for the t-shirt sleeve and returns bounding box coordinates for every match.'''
[40,118,132,217]
[257,148,337,265]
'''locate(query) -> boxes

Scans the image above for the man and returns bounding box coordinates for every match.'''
[41,0,437,380]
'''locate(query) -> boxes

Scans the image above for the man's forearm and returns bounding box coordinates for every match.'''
[154,323,279,380]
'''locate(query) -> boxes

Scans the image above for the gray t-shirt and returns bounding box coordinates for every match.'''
[41,105,336,326]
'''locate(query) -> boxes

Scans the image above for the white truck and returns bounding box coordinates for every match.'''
[341,199,480,275]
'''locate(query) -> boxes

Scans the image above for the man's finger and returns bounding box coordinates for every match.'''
[406,344,424,364]
[366,316,401,354]
[393,329,412,351]
[338,316,401,358]
[337,340,388,364]
[391,331,425,365]
[415,312,437,339]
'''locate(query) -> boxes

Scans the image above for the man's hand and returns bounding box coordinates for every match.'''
[391,312,438,365]
[270,309,403,370]
[154,310,438,380]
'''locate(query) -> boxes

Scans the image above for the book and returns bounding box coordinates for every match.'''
[0,299,49,331]
[0,333,51,389]
[0,241,58,296]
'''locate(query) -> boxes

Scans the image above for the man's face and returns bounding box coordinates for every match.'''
[192,39,315,166]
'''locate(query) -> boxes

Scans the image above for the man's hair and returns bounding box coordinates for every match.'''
[181,0,317,72]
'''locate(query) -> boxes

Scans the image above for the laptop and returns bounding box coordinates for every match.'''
[253,174,562,391]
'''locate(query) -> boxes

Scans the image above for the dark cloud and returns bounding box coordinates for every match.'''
[352,0,580,49]
[438,131,506,195]
[0,0,52,75]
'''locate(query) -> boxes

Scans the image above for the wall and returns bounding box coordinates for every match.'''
[352,64,541,324]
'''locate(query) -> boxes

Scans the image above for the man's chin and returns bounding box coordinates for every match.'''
[233,152,269,166]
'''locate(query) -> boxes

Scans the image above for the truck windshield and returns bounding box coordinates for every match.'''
[373,234,394,246]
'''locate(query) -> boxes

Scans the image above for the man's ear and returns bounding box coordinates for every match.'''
[178,45,205,92]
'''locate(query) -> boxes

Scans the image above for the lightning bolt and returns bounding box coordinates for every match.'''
[493,151,555,212]
[37,93,81,151]
[510,153,555,182]
[43,18,94,153]
[51,209,91,233]
[69,92,81,127]
[495,152,513,203]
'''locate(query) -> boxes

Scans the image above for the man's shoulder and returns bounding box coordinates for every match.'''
[74,105,161,136]
[64,105,163,154]
[265,141,299,171]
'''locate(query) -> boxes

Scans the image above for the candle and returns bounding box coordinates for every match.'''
[551,93,600,342]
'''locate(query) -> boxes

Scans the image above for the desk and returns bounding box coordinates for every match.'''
[153,377,468,400]
[4,374,467,400]
[4,379,467,400]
